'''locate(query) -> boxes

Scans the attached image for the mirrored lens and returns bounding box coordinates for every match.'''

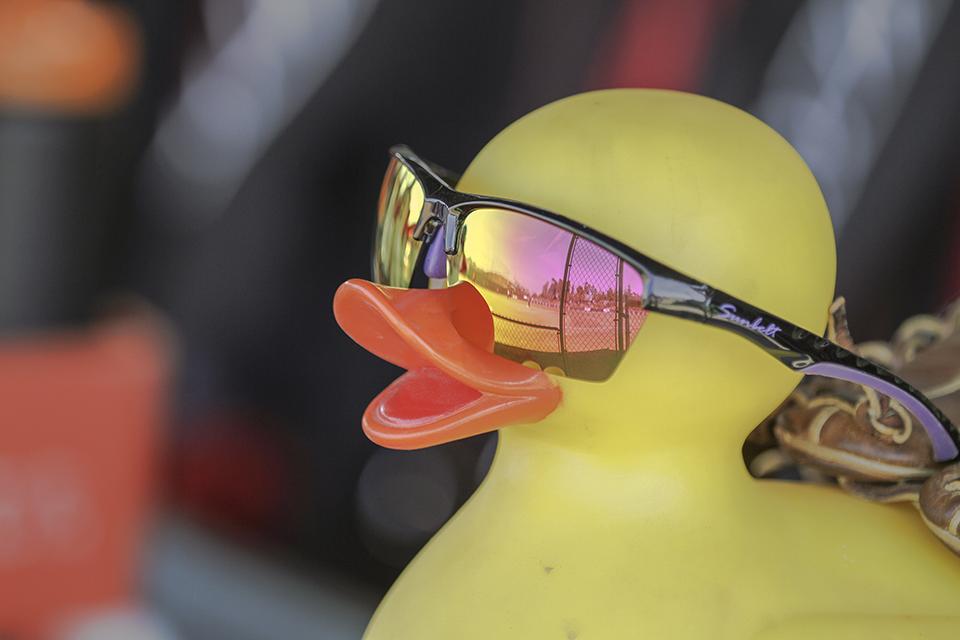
[455,208,647,381]
[373,156,425,287]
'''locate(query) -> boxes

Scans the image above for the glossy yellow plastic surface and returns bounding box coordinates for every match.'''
[363,90,960,639]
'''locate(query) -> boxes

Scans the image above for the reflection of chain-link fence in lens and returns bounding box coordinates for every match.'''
[491,312,561,355]
[561,237,620,353]
[478,235,646,380]
[625,302,645,345]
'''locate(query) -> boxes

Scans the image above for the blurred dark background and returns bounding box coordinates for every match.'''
[2,0,959,638]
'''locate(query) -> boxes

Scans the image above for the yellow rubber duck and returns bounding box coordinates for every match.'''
[335,90,960,639]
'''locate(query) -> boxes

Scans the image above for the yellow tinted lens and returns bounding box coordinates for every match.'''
[456,208,647,381]
[373,157,425,286]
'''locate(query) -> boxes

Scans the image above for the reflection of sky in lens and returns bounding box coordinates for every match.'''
[463,208,570,288]
[463,208,643,300]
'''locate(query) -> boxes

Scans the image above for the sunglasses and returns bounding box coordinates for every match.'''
[372,145,960,462]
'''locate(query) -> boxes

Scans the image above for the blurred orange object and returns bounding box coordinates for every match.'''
[0,311,172,639]
[0,0,141,114]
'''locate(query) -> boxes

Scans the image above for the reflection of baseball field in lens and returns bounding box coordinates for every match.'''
[374,157,424,287]
[458,208,646,381]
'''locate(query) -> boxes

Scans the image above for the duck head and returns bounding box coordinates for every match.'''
[334,89,837,462]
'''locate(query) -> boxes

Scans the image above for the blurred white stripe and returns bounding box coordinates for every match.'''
[755,0,950,232]
[144,515,379,640]
[143,0,379,230]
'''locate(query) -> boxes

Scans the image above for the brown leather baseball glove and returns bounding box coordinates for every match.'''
[746,297,960,556]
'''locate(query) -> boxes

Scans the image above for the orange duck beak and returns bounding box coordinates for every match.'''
[333,279,561,449]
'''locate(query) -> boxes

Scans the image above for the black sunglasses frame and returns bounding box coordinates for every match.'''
[379,145,960,462]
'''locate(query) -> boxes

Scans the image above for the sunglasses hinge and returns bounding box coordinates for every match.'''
[412,200,448,242]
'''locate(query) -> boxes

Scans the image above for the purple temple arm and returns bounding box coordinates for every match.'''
[805,362,959,461]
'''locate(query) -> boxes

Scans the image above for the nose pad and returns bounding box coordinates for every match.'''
[423,231,448,280]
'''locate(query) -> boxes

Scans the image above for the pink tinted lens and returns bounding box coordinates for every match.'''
[456,207,647,381]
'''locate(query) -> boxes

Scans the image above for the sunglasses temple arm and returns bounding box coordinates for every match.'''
[687,286,960,462]
[800,361,960,461]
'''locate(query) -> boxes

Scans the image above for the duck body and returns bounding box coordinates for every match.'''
[341,90,960,639]
[366,432,960,639]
